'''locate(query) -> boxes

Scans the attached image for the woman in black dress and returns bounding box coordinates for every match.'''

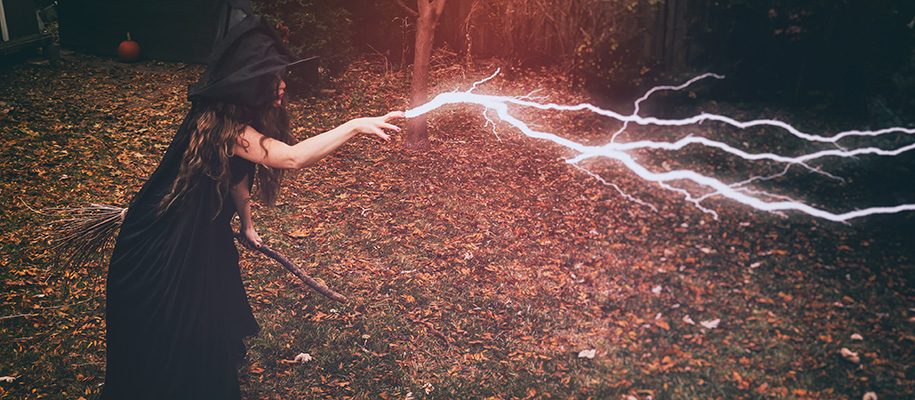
[100,10,403,400]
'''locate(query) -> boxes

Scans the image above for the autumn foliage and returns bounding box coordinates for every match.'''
[1,53,914,400]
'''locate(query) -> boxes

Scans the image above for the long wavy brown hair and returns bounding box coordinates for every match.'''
[157,99,294,216]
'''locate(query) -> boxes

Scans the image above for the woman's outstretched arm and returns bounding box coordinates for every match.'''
[234,111,405,169]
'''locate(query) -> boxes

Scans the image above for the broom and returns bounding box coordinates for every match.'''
[38,203,346,303]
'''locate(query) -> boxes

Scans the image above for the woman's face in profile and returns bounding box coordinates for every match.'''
[274,79,286,107]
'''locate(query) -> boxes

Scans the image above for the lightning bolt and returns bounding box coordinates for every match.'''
[405,71,915,223]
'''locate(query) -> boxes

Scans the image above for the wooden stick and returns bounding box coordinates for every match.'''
[233,232,347,304]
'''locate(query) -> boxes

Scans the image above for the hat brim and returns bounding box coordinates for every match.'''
[286,56,319,70]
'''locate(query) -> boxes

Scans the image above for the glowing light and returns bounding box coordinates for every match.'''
[405,71,915,222]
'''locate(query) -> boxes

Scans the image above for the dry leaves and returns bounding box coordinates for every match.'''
[2,53,915,400]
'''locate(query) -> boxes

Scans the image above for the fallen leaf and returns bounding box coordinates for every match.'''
[840,347,860,363]
[286,228,310,238]
[700,318,720,329]
[294,352,313,363]
[850,333,863,341]
[683,315,696,325]
[0,376,18,383]
[578,349,596,359]
[863,392,877,400]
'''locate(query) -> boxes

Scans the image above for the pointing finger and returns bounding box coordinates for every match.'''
[383,111,406,121]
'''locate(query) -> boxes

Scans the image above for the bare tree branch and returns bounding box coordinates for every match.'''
[395,0,419,18]
[431,0,446,18]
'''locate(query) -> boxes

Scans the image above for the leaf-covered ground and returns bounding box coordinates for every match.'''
[1,53,914,400]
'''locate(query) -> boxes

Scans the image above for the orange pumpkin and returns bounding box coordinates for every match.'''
[117,32,140,63]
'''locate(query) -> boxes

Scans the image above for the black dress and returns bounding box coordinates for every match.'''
[100,108,259,399]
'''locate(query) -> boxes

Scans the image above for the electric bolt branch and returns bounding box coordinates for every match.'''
[405,70,915,223]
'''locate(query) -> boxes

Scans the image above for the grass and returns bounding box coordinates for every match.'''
[2,52,915,399]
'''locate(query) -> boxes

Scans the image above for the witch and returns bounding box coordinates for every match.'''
[99,6,403,400]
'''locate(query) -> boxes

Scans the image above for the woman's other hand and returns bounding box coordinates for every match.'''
[347,111,406,142]
[243,226,262,249]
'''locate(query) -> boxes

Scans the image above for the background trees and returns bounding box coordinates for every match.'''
[257,0,915,128]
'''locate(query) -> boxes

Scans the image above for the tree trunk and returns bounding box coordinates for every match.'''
[402,0,446,152]
[405,14,435,151]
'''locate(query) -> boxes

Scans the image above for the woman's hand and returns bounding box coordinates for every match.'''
[346,111,406,142]
[243,225,262,249]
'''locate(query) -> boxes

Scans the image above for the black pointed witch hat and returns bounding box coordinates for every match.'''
[188,0,317,108]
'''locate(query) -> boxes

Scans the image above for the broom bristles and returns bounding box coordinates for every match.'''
[38,204,126,269]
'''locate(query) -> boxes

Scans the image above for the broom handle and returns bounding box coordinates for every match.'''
[233,232,347,304]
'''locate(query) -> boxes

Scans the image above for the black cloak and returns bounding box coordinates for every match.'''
[100,2,307,399]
